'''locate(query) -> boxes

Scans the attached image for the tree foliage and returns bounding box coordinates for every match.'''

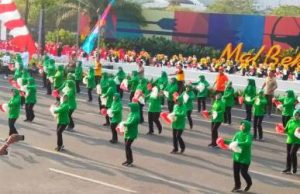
[270,5,300,17]
[206,0,257,15]
[46,29,77,45]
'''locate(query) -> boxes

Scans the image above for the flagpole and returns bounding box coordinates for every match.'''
[96,13,101,55]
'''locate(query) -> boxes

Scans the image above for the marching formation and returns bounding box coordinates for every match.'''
[1,54,300,193]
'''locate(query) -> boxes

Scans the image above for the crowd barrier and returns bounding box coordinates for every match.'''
[101,61,300,95]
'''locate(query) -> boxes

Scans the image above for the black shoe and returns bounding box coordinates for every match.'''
[281,169,291,174]
[231,186,241,192]
[109,140,118,144]
[103,123,110,126]
[55,146,62,152]
[158,128,162,134]
[180,148,185,154]
[292,169,297,174]
[244,183,252,192]
[170,149,178,154]
[146,131,153,135]
[122,161,128,166]
[208,143,217,147]
[24,119,29,122]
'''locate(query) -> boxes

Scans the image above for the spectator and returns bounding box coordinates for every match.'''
[261,71,278,117]
[213,67,228,95]
[1,52,10,79]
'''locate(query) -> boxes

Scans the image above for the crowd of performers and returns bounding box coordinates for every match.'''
[1,54,300,193]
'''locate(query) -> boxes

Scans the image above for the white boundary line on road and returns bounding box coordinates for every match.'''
[250,170,300,184]
[49,168,137,193]
[1,140,203,192]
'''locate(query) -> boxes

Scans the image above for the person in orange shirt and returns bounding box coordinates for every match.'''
[94,57,102,84]
[213,67,229,95]
[169,64,185,94]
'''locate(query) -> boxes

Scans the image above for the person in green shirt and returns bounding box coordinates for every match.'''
[53,65,65,102]
[165,78,178,113]
[252,91,267,140]
[209,93,225,147]
[128,71,139,101]
[41,55,50,88]
[243,79,256,121]
[98,72,109,108]
[24,77,37,122]
[181,85,195,129]
[64,80,77,131]
[224,120,253,192]
[20,69,31,107]
[8,89,21,136]
[222,81,235,125]
[171,96,186,154]
[109,93,122,144]
[155,71,168,105]
[136,78,148,123]
[123,102,140,167]
[192,75,210,112]
[74,61,83,93]
[276,90,296,127]
[282,109,300,174]
[54,95,70,151]
[13,54,23,81]
[86,67,96,102]
[115,67,126,98]
[102,79,117,126]
[146,85,163,135]
[46,59,56,95]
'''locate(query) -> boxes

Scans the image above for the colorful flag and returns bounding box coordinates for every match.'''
[0,0,37,56]
[82,0,115,54]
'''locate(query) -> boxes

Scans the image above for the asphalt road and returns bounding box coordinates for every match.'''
[0,75,300,194]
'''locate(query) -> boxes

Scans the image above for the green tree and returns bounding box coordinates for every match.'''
[206,0,257,14]
[270,5,300,17]
[46,29,77,45]
[57,0,146,28]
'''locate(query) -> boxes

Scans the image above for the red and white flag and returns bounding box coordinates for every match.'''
[0,0,36,56]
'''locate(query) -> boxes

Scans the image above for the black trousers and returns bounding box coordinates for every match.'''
[148,112,162,133]
[282,116,291,128]
[8,118,18,136]
[245,104,252,121]
[125,139,134,163]
[75,80,81,93]
[57,124,67,147]
[285,144,300,171]
[46,79,52,95]
[21,96,25,107]
[98,96,102,109]
[265,94,273,116]
[129,92,134,102]
[42,72,47,87]
[172,129,185,151]
[117,85,123,98]
[110,123,118,141]
[95,75,101,85]
[88,88,93,101]
[168,100,174,113]
[187,110,193,129]
[211,122,221,145]
[224,107,232,124]
[139,103,144,123]
[253,116,264,139]
[68,109,74,129]
[25,103,35,121]
[233,161,252,188]
[177,81,184,94]
[197,97,206,112]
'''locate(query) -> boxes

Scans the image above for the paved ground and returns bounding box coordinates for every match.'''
[0,75,300,194]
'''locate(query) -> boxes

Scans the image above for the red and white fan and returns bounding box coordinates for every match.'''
[116,122,126,135]
[120,79,128,91]
[0,103,8,113]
